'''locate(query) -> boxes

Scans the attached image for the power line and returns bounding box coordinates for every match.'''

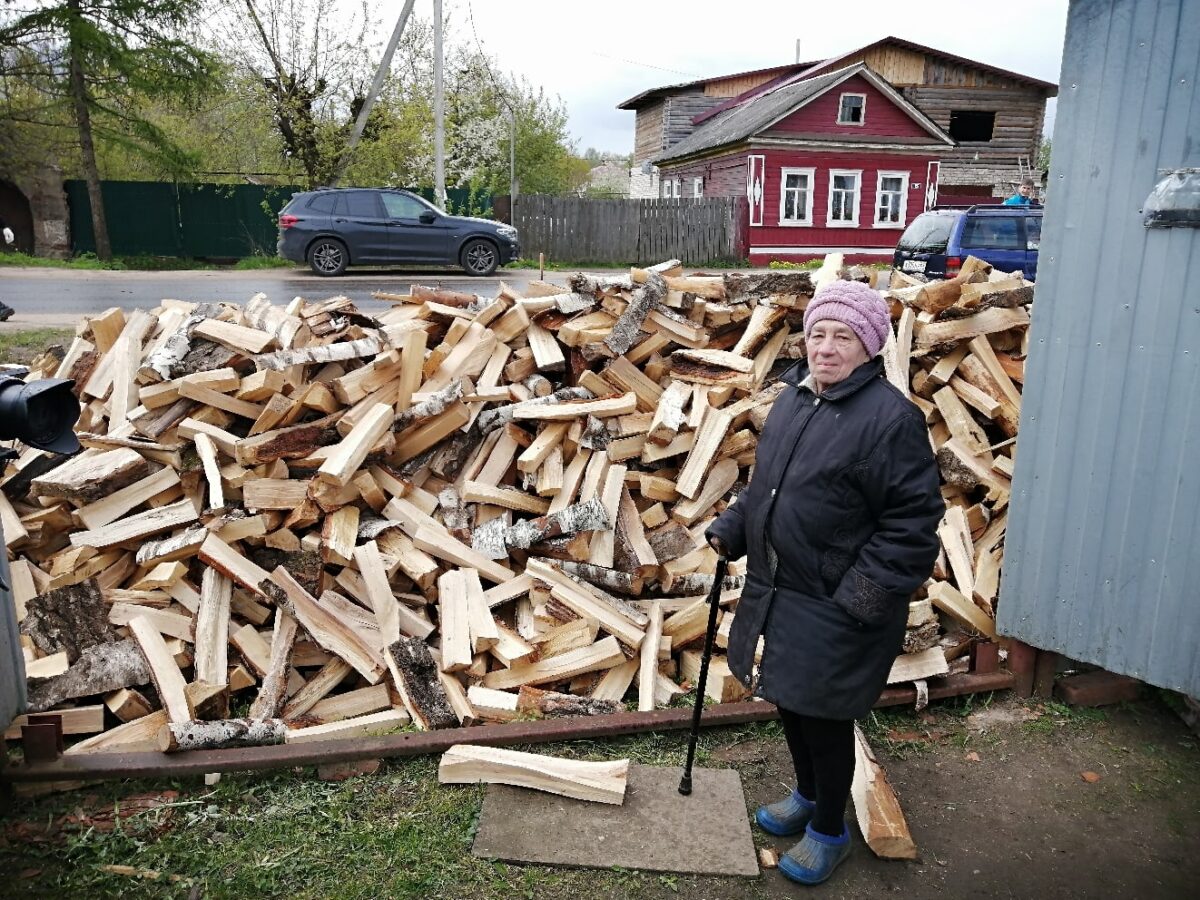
[466,0,515,115]
[586,52,702,79]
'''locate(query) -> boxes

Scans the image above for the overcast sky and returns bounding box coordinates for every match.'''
[452,0,1069,154]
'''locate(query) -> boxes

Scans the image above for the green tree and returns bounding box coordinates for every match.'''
[214,0,383,188]
[1037,137,1051,173]
[0,0,219,258]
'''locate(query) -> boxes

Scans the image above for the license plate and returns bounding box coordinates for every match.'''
[901,260,926,273]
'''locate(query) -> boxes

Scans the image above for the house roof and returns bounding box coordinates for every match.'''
[617,36,1058,112]
[654,63,954,165]
[803,36,1058,94]
[615,62,811,110]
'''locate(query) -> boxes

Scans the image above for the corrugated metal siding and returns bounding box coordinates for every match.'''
[1,547,27,730]
[998,0,1200,696]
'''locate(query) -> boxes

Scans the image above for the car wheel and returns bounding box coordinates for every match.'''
[308,238,348,276]
[460,238,498,277]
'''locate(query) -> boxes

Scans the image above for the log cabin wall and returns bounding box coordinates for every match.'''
[633,99,666,165]
[902,85,1048,171]
[663,89,725,156]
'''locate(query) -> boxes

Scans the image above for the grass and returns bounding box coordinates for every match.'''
[767,259,823,270]
[0,724,782,900]
[0,251,216,271]
[233,254,297,271]
[503,258,576,271]
[0,328,76,366]
[0,250,114,270]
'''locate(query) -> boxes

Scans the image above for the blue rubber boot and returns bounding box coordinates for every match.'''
[778,822,852,885]
[755,789,815,836]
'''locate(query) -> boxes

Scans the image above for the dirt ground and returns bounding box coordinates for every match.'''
[719,694,1199,900]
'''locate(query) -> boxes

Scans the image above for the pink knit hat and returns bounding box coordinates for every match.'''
[803,280,891,358]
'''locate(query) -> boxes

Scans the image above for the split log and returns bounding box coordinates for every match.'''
[21,579,113,662]
[31,448,149,504]
[438,744,629,805]
[26,639,150,713]
[851,724,918,859]
[476,386,593,432]
[158,718,286,753]
[385,637,458,730]
[604,271,666,356]
[557,560,642,596]
[248,609,299,719]
[515,686,621,718]
[128,615,193,723]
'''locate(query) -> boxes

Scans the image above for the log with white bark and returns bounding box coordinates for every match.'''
[158,717,287,753]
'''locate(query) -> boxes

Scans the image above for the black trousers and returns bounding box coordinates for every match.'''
[776,706,855,837]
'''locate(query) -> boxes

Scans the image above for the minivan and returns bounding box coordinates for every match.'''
[892,206,1042,280]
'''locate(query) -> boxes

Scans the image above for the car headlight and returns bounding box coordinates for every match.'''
[496,225,518,239]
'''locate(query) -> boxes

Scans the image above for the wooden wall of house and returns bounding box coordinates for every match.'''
[660,147,938,258]
[664,88,724,154]
[903,85,1046,167]
[655,154,748,199]
[634,99,666,164]
[632,89,726,164]
[764,74,937,141]
[704,71,784,98]
[857,46,927,85]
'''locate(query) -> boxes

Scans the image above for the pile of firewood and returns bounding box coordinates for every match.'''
[1,253,1030,756]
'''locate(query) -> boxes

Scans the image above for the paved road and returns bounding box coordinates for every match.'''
[0,266,584,324]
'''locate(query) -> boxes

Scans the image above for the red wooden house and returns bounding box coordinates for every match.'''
[650,62,954,264]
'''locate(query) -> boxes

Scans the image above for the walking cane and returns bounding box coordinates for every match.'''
[678,553,729,796]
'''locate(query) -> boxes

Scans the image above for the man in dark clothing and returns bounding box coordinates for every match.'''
[707,279,944,885]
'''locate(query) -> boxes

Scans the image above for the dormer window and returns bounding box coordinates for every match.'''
[838,93,866,125]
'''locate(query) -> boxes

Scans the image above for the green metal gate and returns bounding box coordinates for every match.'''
[66,181,303,258]
[66,181,494,259]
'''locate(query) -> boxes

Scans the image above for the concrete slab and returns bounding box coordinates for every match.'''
[471,763,759,876]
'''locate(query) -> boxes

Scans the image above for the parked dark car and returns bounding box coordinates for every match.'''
[277,188,519,277]
[892,206,1042,280]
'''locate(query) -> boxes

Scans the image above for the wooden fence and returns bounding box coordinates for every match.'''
[511,195,746,265]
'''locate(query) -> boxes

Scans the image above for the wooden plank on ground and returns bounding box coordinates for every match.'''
[438,745,629,805]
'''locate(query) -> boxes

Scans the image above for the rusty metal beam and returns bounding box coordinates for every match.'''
[1,671,1014,784]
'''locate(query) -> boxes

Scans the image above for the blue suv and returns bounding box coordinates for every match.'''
[277,188,520,277]
[892,206,1042,281]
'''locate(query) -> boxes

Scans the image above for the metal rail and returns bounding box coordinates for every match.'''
[1,671,1013,784]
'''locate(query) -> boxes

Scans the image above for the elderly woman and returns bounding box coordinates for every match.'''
[707,279,944,885]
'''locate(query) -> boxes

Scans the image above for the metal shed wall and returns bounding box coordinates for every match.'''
[998,0,1200,696]
[0,547,27,730]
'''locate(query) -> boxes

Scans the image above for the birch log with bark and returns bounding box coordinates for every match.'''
[158,718,287,753]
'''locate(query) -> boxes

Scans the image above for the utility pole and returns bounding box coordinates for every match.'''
[509,109,517,200]
[795,38,802,64]
[332,0,416,185]
[434,0,446,209]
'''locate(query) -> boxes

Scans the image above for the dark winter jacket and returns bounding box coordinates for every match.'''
[707,356,944,719]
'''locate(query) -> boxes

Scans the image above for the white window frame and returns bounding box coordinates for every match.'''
[662,179,672,198]
[777,166,815,227]
[837,92,867,126]
[692,177,703,199]
[873,169,910,228]
[827,169,862,228]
